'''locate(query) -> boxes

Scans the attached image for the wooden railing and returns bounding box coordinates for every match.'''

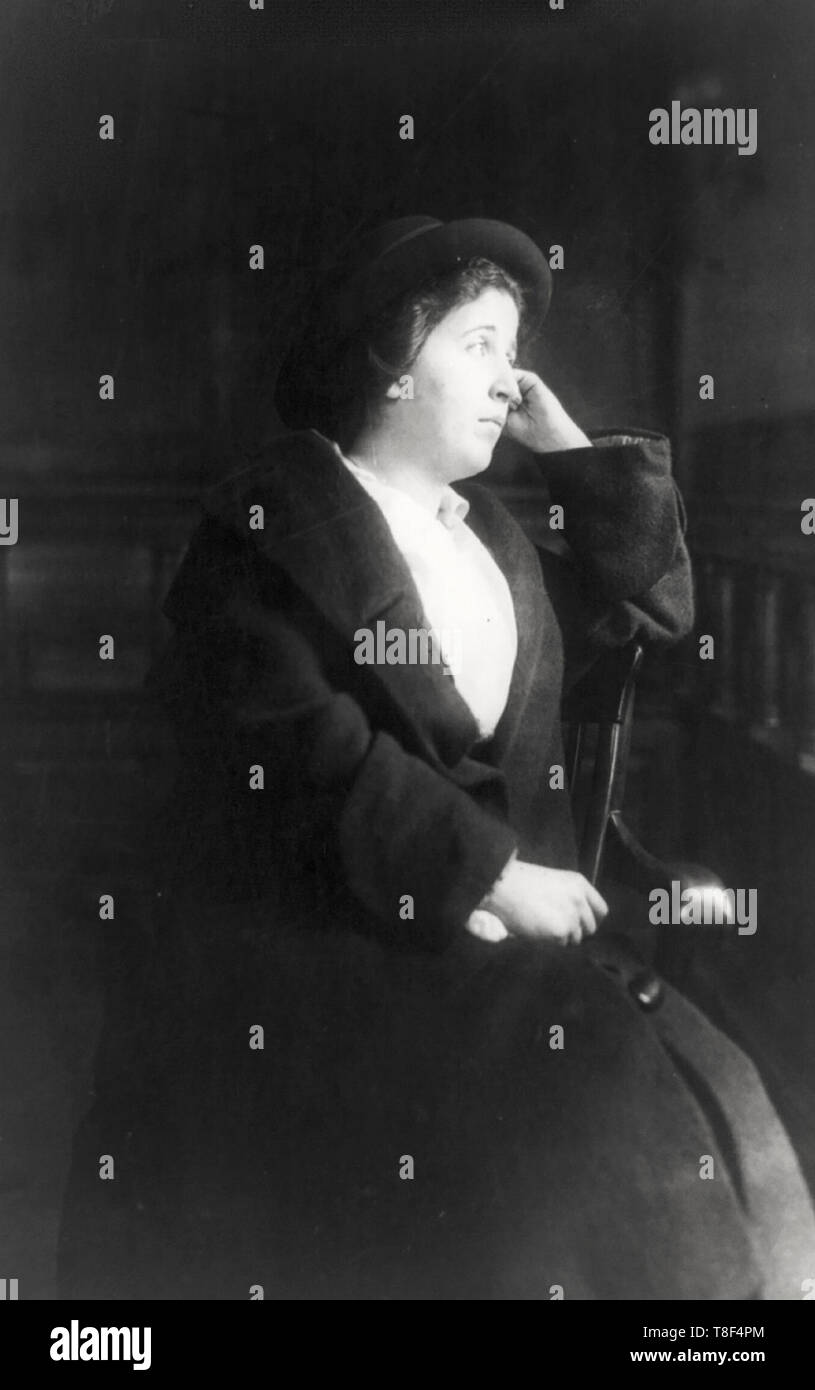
[693,553,815,773]
[682,414,815,774]
[0,478,197,702]
[0,478,199,797]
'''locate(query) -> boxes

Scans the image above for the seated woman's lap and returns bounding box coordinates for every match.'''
[119,896,773,1298]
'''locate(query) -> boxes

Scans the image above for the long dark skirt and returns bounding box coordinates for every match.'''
[58,885,815,1301]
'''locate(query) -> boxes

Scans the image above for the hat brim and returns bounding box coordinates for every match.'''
[344,217,552,331]
[274,216,552,432]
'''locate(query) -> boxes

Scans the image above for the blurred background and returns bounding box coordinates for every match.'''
[1,0,814,1296]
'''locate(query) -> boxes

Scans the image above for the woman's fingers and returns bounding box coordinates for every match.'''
[575,878,608,941]
[577,903,597,940]
[584,881,610,922]
[508,367,539,408]
[465,909,509,943]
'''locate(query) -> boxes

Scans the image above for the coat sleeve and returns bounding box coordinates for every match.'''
[148,544,518,951]
[534,429,694,689]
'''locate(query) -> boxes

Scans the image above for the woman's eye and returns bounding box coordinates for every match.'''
[467,337,489,355]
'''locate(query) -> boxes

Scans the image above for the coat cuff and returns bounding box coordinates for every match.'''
[538,430,683,601]
[477,848,519,913]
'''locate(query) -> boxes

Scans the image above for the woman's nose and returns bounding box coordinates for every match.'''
[492,364,521,408]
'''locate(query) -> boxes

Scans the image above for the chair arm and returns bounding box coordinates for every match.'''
[603,810,724,899]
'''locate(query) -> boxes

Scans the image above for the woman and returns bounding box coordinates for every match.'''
[59,216,815,1301]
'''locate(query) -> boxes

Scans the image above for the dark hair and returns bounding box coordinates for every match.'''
[331,257,526,452]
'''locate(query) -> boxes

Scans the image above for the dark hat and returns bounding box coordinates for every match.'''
[273,215,553,432]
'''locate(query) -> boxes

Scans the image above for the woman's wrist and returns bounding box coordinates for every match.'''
[478,848,519,920]
[533,408,593,453]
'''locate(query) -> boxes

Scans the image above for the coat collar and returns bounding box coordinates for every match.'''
[201,428,428,632]
[197,429,546,764]
[336,442,472,528]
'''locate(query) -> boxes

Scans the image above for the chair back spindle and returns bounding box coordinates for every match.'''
[562,641,645,885]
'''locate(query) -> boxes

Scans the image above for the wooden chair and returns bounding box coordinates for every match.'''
[562,639,723,996]
[563,640,645,887]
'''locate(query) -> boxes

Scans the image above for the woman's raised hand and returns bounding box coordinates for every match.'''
[502,369,592,454]
[482,859,609,945]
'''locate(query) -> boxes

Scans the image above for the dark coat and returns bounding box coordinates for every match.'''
[58,428,815,1301]
[146,426,694,947]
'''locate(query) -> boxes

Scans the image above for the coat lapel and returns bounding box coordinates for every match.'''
[455,478,555,763]
[201,430,488,766]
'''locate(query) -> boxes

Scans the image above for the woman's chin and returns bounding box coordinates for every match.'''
[450,448,495,482]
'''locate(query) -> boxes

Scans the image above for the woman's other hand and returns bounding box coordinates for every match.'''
[502,369,592,453]
[482,859,609,945]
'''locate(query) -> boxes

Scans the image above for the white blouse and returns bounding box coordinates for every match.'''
[325,438,518,741]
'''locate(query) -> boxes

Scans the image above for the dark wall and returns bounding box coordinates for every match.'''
[2,0,689,484]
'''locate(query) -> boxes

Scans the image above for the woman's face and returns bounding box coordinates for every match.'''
[391,286,521,482]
